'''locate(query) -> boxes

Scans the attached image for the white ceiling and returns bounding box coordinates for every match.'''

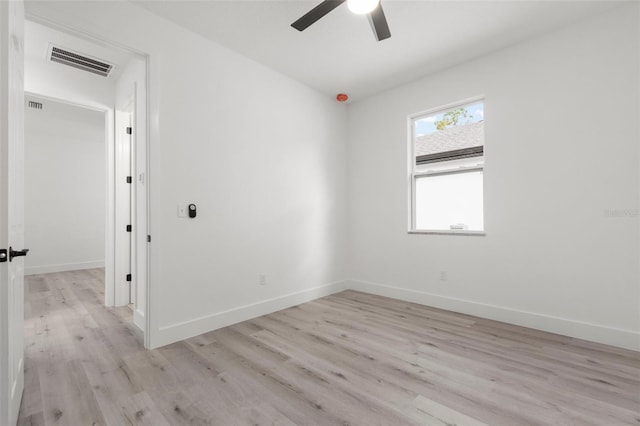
[133,0,622,101]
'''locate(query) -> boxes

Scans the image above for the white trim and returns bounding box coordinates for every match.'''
[408,230,485,236]
[133,309,145,332]
[24,92,106,113]
[414,164,484,178]
[346,279,640,351]
[25,261,104,276]
[408,95,486,122]
[407,117,415,232]
[155,281,348,348]
[142,51,151,351]
[153,278,638,351]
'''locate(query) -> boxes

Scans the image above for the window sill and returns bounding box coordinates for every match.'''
[409,230,486,236]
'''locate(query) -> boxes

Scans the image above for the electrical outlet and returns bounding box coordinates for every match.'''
[259,274,267,285]
[177,204,187,217]
[440,271,448,282]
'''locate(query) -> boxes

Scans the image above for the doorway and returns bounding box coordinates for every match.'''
[22,18,149,339]
[23,95,107,277]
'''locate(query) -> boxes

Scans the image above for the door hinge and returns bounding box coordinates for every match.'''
[126,176,132,184]
[126,274,132,282]
[147,235,151,243]
[126,225,132,232]
[126,127,132,135]
[0,249,6,263]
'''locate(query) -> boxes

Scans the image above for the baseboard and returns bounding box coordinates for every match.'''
[154,280,348,348]
[134,310,145,332]
[150,277,639,351]
[25,260,105,276]
[346,279,640,351]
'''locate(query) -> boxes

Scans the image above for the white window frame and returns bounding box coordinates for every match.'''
[408,97,486,236]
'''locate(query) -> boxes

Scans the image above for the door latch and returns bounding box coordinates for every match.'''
[9,247,29,262]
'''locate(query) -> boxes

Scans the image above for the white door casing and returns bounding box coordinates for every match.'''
[115,69,147,333]
[0,0,25,424]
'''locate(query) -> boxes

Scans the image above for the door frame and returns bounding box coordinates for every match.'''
[24,13,152,349]
[23,92,118,296]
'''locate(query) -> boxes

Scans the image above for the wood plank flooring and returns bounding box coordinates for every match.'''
[18,269,640,425]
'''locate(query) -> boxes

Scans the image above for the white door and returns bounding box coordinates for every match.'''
[114,106,132,307]
[0,0,25,425]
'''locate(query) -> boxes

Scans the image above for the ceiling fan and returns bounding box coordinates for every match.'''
[291,0,391,42]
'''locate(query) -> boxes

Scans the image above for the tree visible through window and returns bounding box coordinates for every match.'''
[410,100,485,233]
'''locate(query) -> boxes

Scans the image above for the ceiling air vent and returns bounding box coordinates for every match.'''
[48,45,114,77]
[28,101,43,110]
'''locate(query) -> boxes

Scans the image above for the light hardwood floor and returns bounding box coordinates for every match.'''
[18,269,640,425]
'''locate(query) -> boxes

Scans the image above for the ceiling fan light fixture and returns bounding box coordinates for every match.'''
[347,0,379,15]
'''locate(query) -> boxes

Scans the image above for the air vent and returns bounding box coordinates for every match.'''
[28,101,43,110]
[48,45,114,77]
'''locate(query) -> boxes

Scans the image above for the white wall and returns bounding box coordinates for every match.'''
[347,4,640,350]
[26,1,637,351]
[23,19,117,110]
[26,1,349,348]
[24,96,106,275]
[25,55,114,109]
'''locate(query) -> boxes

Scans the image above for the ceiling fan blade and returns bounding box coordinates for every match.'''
[291,0,346,32]
[368,2,391,41]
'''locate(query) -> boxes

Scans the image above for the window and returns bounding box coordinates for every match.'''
[410,99,485,234]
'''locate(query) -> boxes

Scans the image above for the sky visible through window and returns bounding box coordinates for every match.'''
[414,101,484,137]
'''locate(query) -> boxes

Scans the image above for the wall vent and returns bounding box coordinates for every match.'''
[48,45,114,77]
[28,101,43,110]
